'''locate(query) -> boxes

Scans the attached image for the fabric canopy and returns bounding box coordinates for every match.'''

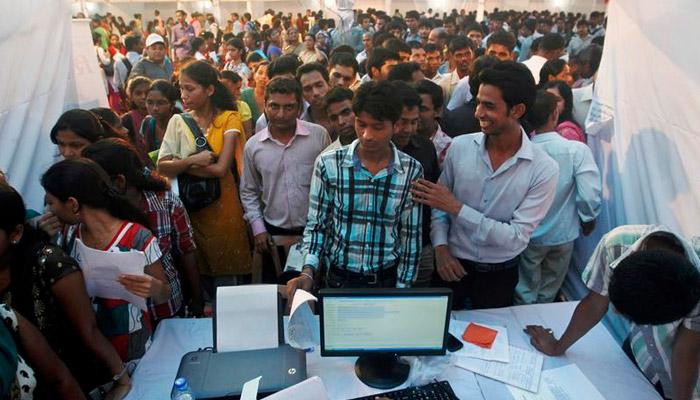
[0,1,107,210]
[566,0,700,341]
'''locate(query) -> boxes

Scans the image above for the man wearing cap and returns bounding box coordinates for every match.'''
[130,33,173,81]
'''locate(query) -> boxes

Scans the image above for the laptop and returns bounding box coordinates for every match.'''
[173,345,308,399]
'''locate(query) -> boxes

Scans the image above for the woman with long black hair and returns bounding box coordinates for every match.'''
[41,159,171,363]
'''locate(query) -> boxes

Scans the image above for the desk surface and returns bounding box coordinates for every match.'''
[126,301,661,400]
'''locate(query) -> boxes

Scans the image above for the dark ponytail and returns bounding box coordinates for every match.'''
[181,60,236,111]
[82,138,170,192]
[89,107,129,139]
[41,159,151,230]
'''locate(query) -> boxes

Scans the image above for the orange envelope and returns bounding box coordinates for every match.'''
[462,323,498,349]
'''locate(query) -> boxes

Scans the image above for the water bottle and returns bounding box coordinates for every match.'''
[172,377,194,400]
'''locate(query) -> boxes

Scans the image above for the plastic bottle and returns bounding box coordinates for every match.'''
[172,377,194,400]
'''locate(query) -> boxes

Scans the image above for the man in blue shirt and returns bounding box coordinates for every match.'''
[412,62,558,309]
[515,91,601,304]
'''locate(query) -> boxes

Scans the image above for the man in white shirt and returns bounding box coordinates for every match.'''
[522,33,566,84]
[230,12,243,35]
[589,11,606,38]
[412,62,559,309]
[436,36,474,106]
[321,87,357,153]
[113,35,143,92]
[567,20,593,57]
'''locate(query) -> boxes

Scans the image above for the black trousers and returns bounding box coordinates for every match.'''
[434,257,519,310]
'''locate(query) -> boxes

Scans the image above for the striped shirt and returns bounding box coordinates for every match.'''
[302,140,424,287]
[583,225,700,399]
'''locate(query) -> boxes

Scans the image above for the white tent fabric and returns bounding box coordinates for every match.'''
[0,1,107,210]
[565,0,700,341]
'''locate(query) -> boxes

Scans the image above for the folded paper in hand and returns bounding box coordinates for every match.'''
[287,289,320,350]
[73,238,148,310]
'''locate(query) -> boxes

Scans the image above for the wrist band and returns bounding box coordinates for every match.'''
[300,271,314,282]
[112,364,128,382]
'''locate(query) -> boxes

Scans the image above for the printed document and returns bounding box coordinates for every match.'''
[455,346,543,392]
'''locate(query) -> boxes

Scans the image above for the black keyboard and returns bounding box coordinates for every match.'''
[350,380,459,400]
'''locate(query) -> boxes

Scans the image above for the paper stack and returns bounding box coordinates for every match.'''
[450,320,544,393]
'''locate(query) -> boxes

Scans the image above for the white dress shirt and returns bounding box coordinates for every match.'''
[521,55,548,84]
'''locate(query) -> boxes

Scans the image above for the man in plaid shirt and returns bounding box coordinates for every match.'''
[286,81,424,300]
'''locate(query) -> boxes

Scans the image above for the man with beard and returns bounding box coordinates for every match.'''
[297,63,332,134]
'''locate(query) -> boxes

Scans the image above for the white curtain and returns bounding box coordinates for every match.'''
[0,0,107,211]
[564,0,700,341]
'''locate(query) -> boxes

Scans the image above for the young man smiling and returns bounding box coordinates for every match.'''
[412,62,559,309]
[286,81,423,300]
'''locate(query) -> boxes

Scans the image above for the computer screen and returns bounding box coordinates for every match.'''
[319,288,452,357]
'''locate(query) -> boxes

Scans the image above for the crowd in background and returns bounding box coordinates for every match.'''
[0,5,698,400]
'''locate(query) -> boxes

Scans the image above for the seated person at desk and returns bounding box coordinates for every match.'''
[286,81,424,299]
[526,225,700,400]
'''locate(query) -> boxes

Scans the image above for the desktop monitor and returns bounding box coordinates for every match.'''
[319,288,452,389]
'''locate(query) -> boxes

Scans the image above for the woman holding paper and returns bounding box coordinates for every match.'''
[0,182,129,397]
[41,159,171,363]
[83,138,203,317]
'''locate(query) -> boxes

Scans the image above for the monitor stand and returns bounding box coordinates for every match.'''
[354,353,410,389]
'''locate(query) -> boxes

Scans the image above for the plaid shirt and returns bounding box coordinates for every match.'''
[583,225,700,399]
[142,191,196,318]
[302,140,423,287]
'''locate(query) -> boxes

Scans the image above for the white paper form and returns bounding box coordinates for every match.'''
[287,289,320,349]
[216,285,279,352]
[240,376,262,400]
[263,376,330,400]
[449,320,510,363]
[73,238,148,310]
[507,364,605,400]
[456,346,544,392]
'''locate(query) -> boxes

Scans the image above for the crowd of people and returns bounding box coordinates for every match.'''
[0,5,698,400]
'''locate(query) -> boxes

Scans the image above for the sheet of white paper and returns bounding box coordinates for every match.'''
[262,376,330,400]
[284,242,305,272]
[240,376,261,400]
[449,320,510,363]
[507,364,605,400]
[288,290,320,349]
[456,346,543,392]
[216,285,279,352]
[73,238,148,310]
[170,176,179,196]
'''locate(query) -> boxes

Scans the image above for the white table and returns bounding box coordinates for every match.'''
[126,302,661,399]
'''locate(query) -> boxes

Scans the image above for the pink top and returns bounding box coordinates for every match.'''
[556,121,586,143]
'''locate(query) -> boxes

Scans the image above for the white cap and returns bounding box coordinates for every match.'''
[145,33,165,47]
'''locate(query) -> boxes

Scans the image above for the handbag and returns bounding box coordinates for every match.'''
[177,113,221,212]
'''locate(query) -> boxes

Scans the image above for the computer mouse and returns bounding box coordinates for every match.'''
[446,333,463,352]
